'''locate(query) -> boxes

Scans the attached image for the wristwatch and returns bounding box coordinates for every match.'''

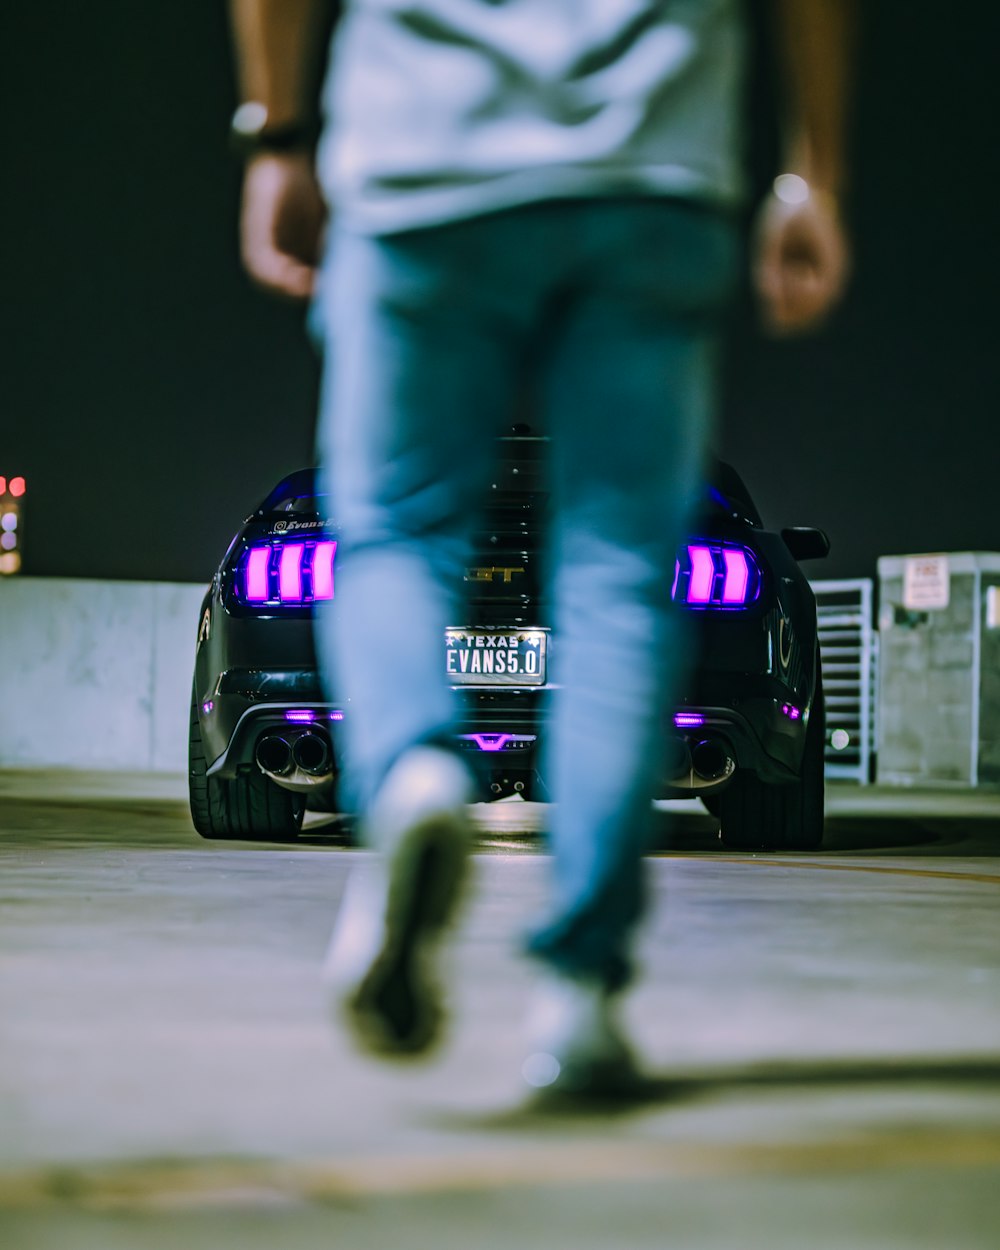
[230,102,318,157]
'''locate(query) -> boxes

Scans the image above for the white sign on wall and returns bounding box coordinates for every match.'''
[902,554,950,610]
[986,585,1000,629]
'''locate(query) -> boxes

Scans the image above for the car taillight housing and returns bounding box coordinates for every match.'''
[234,540,337,606]
[672,542,761,609]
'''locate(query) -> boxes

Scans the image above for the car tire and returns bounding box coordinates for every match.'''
[718,682,825,853]
[304,785,340,815]
[188,690,304,840]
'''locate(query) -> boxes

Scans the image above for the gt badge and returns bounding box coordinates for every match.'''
[465,566,525,583]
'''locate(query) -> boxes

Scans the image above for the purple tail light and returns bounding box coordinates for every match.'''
[312,541,336,600]
[245,547,270,602]
[672,542,760,609]
[237,539,337,607]
[722,548,750,604]
[687,546,716,604]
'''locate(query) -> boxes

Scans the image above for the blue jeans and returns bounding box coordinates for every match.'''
[314,199,737,990]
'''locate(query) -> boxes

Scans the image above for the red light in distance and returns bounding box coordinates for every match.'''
[9,477,25,498]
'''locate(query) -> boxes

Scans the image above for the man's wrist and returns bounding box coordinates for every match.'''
[230,101,319,158]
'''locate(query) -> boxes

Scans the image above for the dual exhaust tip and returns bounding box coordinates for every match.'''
[257,728,730,789]
[255,730,332,780]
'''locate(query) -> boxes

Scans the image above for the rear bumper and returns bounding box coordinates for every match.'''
[198,669,810,798]
[658,698,808,797]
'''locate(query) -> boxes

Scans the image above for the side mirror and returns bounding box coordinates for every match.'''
[781,527,830,561]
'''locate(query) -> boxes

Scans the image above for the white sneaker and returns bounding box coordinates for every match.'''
[521,972,643,1097]
[323,746,474,1056]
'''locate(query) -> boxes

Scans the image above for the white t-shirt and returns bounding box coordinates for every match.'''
[319,0,748,234]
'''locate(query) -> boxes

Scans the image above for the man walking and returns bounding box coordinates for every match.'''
[229,0,853,1095]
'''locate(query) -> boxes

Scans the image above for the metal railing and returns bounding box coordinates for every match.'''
[810,578,878,784]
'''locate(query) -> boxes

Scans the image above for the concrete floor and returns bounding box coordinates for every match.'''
[1,771,999,1249]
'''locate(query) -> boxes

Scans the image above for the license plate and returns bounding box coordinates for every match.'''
[445,628,547,686]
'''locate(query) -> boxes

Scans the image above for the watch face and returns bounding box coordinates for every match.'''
[231,101,270,139]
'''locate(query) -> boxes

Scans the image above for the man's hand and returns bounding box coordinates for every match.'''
[752,182,850,336]
[239,151,328,299]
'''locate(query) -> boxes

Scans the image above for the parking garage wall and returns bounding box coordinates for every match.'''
[0,577,206,772]
[4,567,999,784]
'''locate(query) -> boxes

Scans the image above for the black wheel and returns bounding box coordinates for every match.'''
[719,684,825,852]
[188,689,304,840]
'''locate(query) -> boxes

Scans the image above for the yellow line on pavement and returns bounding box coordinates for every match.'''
[704,857,1000,886]
[2,1129,1000,1211]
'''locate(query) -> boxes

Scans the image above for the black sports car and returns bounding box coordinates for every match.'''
[189,427,829,850]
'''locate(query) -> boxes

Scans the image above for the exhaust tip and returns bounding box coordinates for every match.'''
[690,738,733,782]
[291,731,332,776]
[256,734,294,777]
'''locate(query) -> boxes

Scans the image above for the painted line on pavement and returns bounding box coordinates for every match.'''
[2,1128,1000,1211]
[704,857,1000,886]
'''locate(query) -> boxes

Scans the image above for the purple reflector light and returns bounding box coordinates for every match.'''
[202,700,214,716]
[471,733,511,752]
[781,703,802,721]
[672,541,760,610]
[674,712,705,728]
[458,733,536,753]
[329,710,344,722]
[285,710,315,723]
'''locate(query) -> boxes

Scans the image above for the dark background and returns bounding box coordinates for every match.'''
[3,3,999,586]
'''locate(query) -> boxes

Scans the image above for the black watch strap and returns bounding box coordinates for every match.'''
[230,102,319,158]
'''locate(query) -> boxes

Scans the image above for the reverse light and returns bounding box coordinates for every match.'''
[672,542,760,609]
[236,539,337,606]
